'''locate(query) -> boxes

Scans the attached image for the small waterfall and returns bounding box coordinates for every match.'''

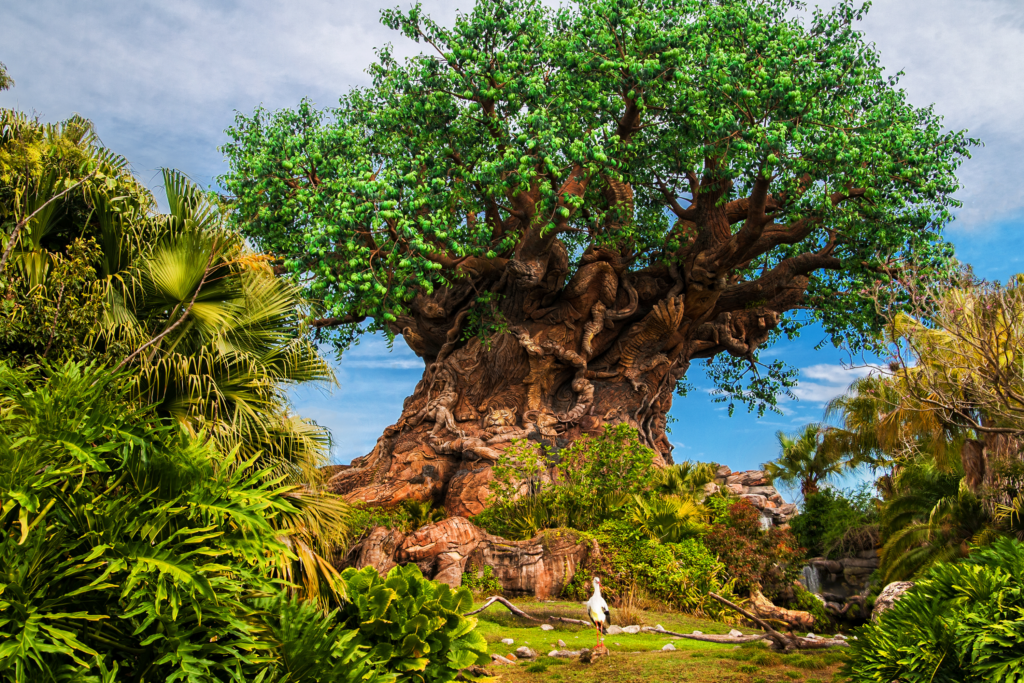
[799,565,822,594]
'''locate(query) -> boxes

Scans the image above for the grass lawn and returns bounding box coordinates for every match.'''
[472,599,848,683]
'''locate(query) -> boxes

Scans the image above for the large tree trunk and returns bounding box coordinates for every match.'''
[326,242,788,516]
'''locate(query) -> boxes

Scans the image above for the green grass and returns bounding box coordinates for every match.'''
[470,598,849,683]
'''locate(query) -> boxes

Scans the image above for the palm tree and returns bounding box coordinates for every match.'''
[765,424,844,498]
[877,456,993,581]
[93,170,350,607]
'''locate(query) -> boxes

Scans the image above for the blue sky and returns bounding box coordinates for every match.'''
[3,0,1023,482]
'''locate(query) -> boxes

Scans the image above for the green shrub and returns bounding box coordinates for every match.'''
[461,563,502,595]
[564,519,735,617]
[0,361,323,681]
[845,537,1024,682]
[260,596,395,683]
[337,564,489,682]
[474,424,662,538]
[791,585,835,631]
[790,487,878,559]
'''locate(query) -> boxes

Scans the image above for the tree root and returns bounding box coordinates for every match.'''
[708,593,849,652]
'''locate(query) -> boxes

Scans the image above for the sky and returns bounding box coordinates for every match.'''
[3,0,1023,486]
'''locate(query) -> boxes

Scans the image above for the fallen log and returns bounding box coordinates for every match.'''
[464,596,590,626]
[708,593,849,652]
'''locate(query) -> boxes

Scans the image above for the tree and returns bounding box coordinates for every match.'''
[222,0,972,514]
[877,270,1024,499]
[766,423,844,498]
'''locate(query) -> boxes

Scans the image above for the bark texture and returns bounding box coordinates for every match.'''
[326,210,815,515]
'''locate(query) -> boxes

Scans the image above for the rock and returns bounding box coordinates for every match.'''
[345,517,596,599]
[654,624,665,632]
[726,470,769,487]
[739,493,769,508]
[702,482,720,496]
[490,655,514,666]
[579,646,609,664]
[840,557,880,569]
[557,639,567,648]
[715,465,733,479]
[805,633,818,639]
[691,630,703,636]
[614,642,621,646]
[744,486,779,497]
[622,625,642,635]
[661,643,676,652]
[515,647,537,659]
[726,483,745,496]
[500,638,514,646]
[834,634,847,640]
[606,625,624,636]
[506,653,517,661]
[540,624,554,631]
[549,650,581,658]
[872,581,915,622]
[728,629,743,637]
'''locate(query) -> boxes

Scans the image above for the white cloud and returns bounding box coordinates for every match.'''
[791,363,877,404]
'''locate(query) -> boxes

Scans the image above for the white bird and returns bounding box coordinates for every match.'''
[586,577,611,648]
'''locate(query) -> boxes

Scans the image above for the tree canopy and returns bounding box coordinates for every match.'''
[223,0,972,409]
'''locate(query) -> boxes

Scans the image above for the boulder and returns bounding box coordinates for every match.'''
[739,493,769,508]
[872,581,915,622]
[622,625,642,635]
[490,655,514,666]
[661,643,677,652]
[726,483,745,496]
[728,629,743,637]
[606,625,624,636]
[702,482,720,496]
[540,624,555,631]
[500,638,514,646]
[715,465,733,479]
[515,647,538,659]
[726,470,769,487]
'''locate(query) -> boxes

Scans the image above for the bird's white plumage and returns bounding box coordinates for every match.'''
[586,577,610,632]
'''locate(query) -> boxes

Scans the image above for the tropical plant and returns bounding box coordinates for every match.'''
[630,494,707,544]
[403,499,448,530]
[820,374,960,479]
[846,537,1024,683]
[0,361,298,680]
[258,597,396,683]
[654,461,718,497]
[337,564,489,683]
[766,424,845,498]
[877,457,994,582]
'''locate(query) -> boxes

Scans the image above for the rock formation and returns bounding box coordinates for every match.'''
[343,516,596,599]
[708,465,798,527]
